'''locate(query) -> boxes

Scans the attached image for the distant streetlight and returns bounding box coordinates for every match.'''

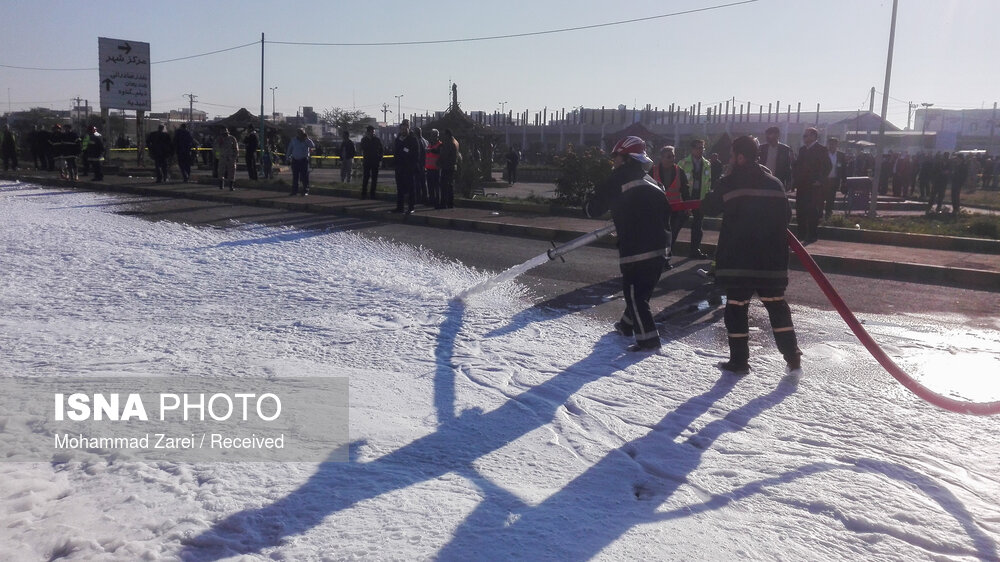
[395,94,404,125]
[270,86,278,120]
[920,102,934,150]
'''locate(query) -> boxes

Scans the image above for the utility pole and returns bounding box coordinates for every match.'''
[990,101,997,156]
[395,94,404,125]
[381,103,392,124]
[269,86,278,120]
[72,96,83,129]
[907,101,916,130]
[869,0,899,218]
[259,32,265,152]
[185,93,197,127]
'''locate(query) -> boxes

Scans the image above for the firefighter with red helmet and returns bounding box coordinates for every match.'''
[584,136,671,352]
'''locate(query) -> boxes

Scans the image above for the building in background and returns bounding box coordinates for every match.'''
[915,107,999,152]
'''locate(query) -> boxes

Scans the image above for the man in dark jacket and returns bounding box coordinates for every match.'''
[27,126,44,169]
[505,145,520,185]
[759,126,793,188]
[393,119,419,214]
[85,126,105,181]
[339,130,356,184]
[36,126,55,171]
[173,124,196,182]
[1,125,17,171]
[59,125,81,181]
[930,152,951,212]
[244,125,259,180]
[702,135,802,376]
[584,136,670,352]
[950,153,968,215]
[47,124,63,173]
[147,124,173,183]
[792,127,832,243]
[359,125,383,199]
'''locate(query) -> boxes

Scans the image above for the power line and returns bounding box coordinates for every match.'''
[198,100,244,109]
[268,0,759,47]
[0,40,259,71]
[5,98,75,105]
[0,63,96,72]
[153,41,259,64]
[1,3,756,72]
[858,89,871,109]
[874,89,910,105]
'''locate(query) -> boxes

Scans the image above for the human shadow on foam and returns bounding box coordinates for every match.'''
[178,297,644,560]
[486,270,724,342]
[11,189,70,197]
[652,278,726,336]
[51,196,176,210]
[651,457,998,561]
[435,374,794,560]
[200,219,375,249]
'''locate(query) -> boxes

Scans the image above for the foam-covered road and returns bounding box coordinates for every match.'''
[2,182,998,560]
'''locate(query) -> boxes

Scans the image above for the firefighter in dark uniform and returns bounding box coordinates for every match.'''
[584,136,671,352]
[702,135,802,375]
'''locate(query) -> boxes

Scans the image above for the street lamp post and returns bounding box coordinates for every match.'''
[395,94,404,125]
[270,86,278,120]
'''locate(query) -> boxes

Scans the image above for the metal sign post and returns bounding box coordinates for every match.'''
[99,37,150,160]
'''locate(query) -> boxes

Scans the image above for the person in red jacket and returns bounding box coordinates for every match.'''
[424,129,442,208]
[649,145,690,269]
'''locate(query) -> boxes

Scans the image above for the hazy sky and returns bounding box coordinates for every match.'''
[0,0,995,129]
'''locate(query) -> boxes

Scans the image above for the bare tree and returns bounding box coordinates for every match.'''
[320,108,371,135]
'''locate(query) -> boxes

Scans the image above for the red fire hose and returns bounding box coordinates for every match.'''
[787,230,1000,416]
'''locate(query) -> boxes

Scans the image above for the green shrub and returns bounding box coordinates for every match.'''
[454,149,493,198]
[967,216,1000,239]
[824,215,852,228]
[553,145,612,207]
[821,211,1000,239]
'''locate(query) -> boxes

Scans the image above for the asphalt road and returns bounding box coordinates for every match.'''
[102,193,1000,333]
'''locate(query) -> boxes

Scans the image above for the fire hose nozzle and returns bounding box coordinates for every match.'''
[546,224,617,261]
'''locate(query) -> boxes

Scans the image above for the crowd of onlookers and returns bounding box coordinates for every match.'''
[871,150,995,197]
[2,123,106,180]
[855,149,995,215]
[3,119,998,213]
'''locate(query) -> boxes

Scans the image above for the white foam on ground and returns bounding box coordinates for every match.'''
[1,183,998,561]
